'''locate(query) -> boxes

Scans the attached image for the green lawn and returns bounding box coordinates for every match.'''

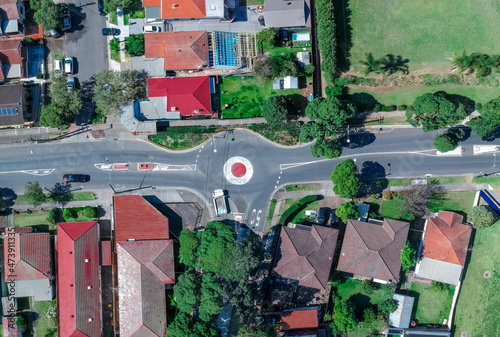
[284,183,320,192]
[109,10,118,25]
[428,176,468,185]
[337,278,393,306]
[472,176,500,189]
[35,300,57,337]
[428,192,476,215]
[13,210,51,228]
[291,200,319,224]
[15,192,96,205]
[123,14,129,25]
[220,76,302,119]
[409,283,454,325]
[346,0,500,73]
[380,197,412,220]
[387,178,411,187]
[265,199,277,234]
[454,222,500,336]
[62,206,99,222]
[349,85,500,107]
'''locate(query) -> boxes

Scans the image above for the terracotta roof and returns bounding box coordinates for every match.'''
[57,221,101,337]
[337,219,410,282]
[147,76,211,116]
[143,0,205,19]
[2,317,19,337]
[4,232,51,282]
[144,31,208,70]
[281,307,319,330]
[114,195,169,242]
[422,211,471,266]
[0,39,22,64]
[117,240,175,337]
[272,225,338,291]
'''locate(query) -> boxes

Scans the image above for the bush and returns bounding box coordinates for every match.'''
[125,34,145,57]
[397,105,407,111]
[361,280,373,294]
[383,191,395,200]
[110,38,120,51]
[63,208,77,220]
[83,206,97,218]
[469,205,499,228]
[16,316,26,327]
[372,104,380,112]
[26,209,32,214]
[47,208,57,224]
[36,73,43,79]
[432,281,448,292]
[315,0,337,84]
[364,307,376,324]
[381,106,389,112]
[377,299,397,318]
[400,241,417,271]
[304,63,315,75]
[256,28,278,47]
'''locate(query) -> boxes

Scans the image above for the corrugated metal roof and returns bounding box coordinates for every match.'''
[415,258,463,286]
[389,294,414,328]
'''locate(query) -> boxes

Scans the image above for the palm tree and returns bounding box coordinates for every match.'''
[360,53,382,75]
[451,50,471,72]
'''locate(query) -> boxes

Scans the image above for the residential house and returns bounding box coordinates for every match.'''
[2,316,20,337]
[263,0,310,28]
[415,211,472,285]
[389,294,414,329]
[3,231,53,301]
[113,195,175,337]
[281,306,319,330]
[57,221,102,337]
[142,0,227,21]
[337,218,410,283]
[283,76,298,89]
[0,84,27,127]
[270,225,338,307]
[387,326,451,337]
[0,0,25,35]
[0,39,26,81]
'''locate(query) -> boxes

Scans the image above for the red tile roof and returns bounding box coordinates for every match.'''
[422,211,471,266]
[117,240,175,337]
[57,221,101,337]
[145,32,208,70]
[2,317,19,337]
[100,241,112,266]
[143,0,205,19]
[0,0,20,21]
[337,219,409,282]
[272,225,338,291]
[0,40,22,64]
[147,76,211,116]
[114,195,169,242]
[4,232,51,282]
[281,307,319,330]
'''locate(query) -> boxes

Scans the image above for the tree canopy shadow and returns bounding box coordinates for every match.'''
[380,54,410,75]
[334,0,353,71]
[338,130,376,149]
[358,161,388,196]
[48,183,73,205]
[0,187,17,214]
[347,92,379,113]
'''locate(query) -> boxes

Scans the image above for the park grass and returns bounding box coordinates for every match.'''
[346,0,500,73]
[387,178,411,187]
[246,0,264,5]
[248,122,301,146]
[409,283,454,325]
[13,210,51,227]
[428,176,468,185]
[454,222,500,336]
[428,192,476,215]
[15,191,96,204]
[472,176,500,189]
[348,86,500,107]
[35,300,57,337]
[265,199,277,234]
[220,76,302,119]
[109,10,118,25]
[284,183,320,192]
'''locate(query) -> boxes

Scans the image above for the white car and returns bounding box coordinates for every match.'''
[67,77,75,93]
[54,59,63,78]
[143,25,161,33]
[64,57,74,74]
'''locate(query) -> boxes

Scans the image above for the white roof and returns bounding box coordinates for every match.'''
[415,257,463,285]
[284,76,298,89]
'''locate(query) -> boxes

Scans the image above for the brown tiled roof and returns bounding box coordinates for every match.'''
[4,233,51,282]
[117,240,175,337]
[143,0,205,19]
[272,225,338,291]
[337,219,409,282]
[422,211,471,266]
[114,195,169,242]
[281,307,319,330]
[0,0,20,21]
[144,32,208,70]
[0,39,22,64]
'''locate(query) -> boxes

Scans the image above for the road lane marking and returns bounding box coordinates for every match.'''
[152,164,197,171]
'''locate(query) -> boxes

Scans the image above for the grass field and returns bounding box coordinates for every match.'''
[428,176,468,185]
[409,283,454,324]
[349,85,500,107]
[380,197,412,220]
[428,192,476,215]
[387,178,411,187]
[220,76,302,119]
[346,0,500,73]
[13,210,51,228]
[454,222,500,336]
[472,176,500,189]
[15,191,96,205]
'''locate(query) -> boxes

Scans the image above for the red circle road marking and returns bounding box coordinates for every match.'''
[231,163,247,178]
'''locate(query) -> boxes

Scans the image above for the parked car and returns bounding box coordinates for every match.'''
[98,0,105,15]
[102,28,120,36]
[66,77,75,93]
[50,29,60,38]
[63,174,87,182]
[54,59,63,78]
[63,13,72,30]
[330,209,338,226]
[64,57,74,74]
[316,207,326,225]
[143,25,161,33]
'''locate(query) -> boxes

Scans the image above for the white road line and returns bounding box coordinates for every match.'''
[94,163,113,171]
[0,169,55,176]
[152,164,197,171]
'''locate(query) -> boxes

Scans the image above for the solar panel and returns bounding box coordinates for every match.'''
[0,108,17,116]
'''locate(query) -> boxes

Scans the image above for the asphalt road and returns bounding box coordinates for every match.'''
[1,128,499,232]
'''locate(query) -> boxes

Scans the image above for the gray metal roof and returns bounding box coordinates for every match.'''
[205,0,224,18]
[263,0,306,27]
[131,56,165,78]
[415,257,463,285]
[389,294,414,328]
[145,6,161,20]
[283,76,298,89]
[11,279,53,301]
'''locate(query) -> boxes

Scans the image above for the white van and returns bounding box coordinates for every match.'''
[54,59,63,78]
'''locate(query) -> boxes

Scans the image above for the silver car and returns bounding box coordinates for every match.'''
[67,77,75,93]
[54,59,63,78]
[64,57,74,74]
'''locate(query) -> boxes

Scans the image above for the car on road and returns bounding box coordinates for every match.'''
[54,59,63,78]
[102,28,120,36]
[63,174,87,182]
[316,207,326,225]
[143,25,161,33]
[64,57,74,74]
[67,77,75,93]
[63,13,72,30]
[98,0,105,15]
[330,209,338,226]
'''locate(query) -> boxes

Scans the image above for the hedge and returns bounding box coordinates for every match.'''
[315,0,337,84]
[278,195,319,225]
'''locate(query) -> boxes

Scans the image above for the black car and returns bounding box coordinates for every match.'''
[102,28,120,36]
[63,174,87,182]
[330,209,338,226]
[98,0,105,15]
[316,207,326,225]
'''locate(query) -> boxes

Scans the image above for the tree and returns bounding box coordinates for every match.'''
[304,64,315,75]
[399,184,439,219]
[299,122,318,143]
[16,316,26,327]
[253,58,274,78]
[469,205,499,229]
[400,241,417,271]
[433,131,461,153]
[256,28,278,47]
[310,139,342,159]
[378,299,397,318]
[30,0,62,30]
[467,96,500,137]
[405,92,467,132]
[280,60,300,77]
[48,182,73,204]
[336,202,359,222]
[360,53,382,75]
[82,206,97,218]
[333,300,357,331]
[125,34,145,57]
[167,312,192,337]
[179,229,199,267]
[24,181,46,207]
[197,222,235,276]
[173,268,200,313]
[199,273,224,321]
[39,104,65,128]
[236,327,267,337]
[262,96,289,125]
[363,307,376,324]
[330,159,362,199]
[305,97,356,138]
[0,197,6,211]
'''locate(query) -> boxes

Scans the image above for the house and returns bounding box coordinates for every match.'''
[0,84,27,127]
[2,316,20,337]
[415,211,472,285]
[0,39,26,81]
[0,0,25,35]
[57,221,102,337]
[389,294,414,329]
[145,31,209,71]
[281,306,319,331]
[113,195,175,337]
[297,51,310,67]
[387,326,451,337]
[3,231,53,301]
[270,225,338,306]
[142,0,226,20]
[337,218,410,283]
[283,76,298,89]
[263,0,310,28]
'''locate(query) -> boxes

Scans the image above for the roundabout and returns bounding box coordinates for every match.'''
[223,156,254,185]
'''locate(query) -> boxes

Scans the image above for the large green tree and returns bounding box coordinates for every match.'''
[167,312,220,337]
[468,96,500,137]
[30,0,62,30]
[330,159,362,199]
[405,92,467,132]
[197,221,235,276]
[199,273,225,322]
[433,130,463,153]
[262,96,289,125]
[305,97,356,138]
[333,300,357,331]
[24,181,46,207]
[378,299,397,318]
[179,229,199,267]
[173,268,200,314]
[336,202,359,222]
[125,34,145,57]
[310,139,342,159]
[256,28,278,47]
[400,241,417,271]
[469,205,499,229]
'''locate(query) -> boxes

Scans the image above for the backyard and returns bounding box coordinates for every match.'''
[409,282,454,325]
[13,210,53,230]
[454,222,500,336]
[345,0,500,73]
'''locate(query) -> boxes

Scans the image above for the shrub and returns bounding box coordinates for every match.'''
[36,73,43,79]
[63,208,77,220]
[397,105,407,111]
[377,299,397,318]
[361,280,373,294]
[383,191,395,200]
[401,241,417,271]
[432,281,448,292]
[324,313,332,322]
[26,209,32,214]
[304,63,315,75]
[364,307,376,324]
[23,37,36,45]
[256,28,278,47]
[315,0,337,84]
[125,34,145,57]
[47,208,57,224]
[381,106,389,112]
[469,205,499,228]
[110,38,120,51]
[16,316,26,327]
[83,206,97,218]
[372,104,380,112]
